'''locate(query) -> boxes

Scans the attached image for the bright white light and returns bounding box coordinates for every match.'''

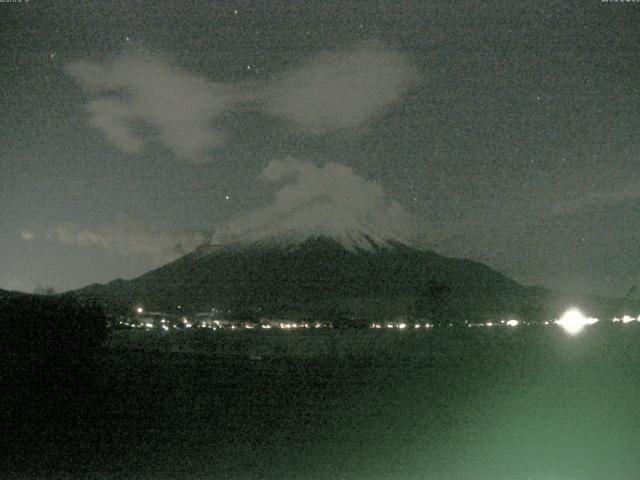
[136,307,144,314]
[622,315,636,324]
[145,323,154,329]
[506,319,519,327]
[556,308,598,335]
[162,325,169,331]
[485,322,493,327]
[398,323,406,329]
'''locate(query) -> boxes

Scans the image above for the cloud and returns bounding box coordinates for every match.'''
[67,44,416,159]
[48,216,207,263]
[66,54,240,161]
[212,157,416,246]
[263,43,417,134]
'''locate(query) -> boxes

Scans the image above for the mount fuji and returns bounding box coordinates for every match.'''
[71,222,640,325]
[73,225,565,324]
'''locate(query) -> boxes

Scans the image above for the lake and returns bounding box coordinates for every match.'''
[4,324,640,480]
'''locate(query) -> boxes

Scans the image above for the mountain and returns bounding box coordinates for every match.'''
[73,232,638,324]
[0,288,29,300]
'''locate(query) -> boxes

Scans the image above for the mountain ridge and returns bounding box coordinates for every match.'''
[72,231,640,324]
[74,233,545,321]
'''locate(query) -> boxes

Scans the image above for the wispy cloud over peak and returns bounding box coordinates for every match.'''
[212,157,417,246]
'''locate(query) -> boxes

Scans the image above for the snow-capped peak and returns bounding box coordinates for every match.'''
[198,224,408,255]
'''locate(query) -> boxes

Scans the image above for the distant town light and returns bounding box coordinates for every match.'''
[622,315,636,324]
[506,319,519,327]
[556,308,598,335]
[136,306,144,314]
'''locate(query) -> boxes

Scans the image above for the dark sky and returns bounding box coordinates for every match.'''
[1,0,639,296]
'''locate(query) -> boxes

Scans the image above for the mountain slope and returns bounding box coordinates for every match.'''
[75,234,565,323]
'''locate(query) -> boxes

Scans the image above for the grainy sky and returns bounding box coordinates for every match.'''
[1,0,639,296]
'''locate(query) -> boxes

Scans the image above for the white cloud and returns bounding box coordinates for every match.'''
[263,43,417,134]
[67,44,416,160]
[212,157,417,246]
[48,216,206,263]
[85,98,144,153]
[66,54,240,161]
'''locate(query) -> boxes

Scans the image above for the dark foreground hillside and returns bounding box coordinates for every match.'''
[3,325,640,480]
[0,293,107,444]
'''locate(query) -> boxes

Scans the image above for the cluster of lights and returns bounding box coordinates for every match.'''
[464,319,523,328]
[125,305,639,337]
[370,323,433,329]
[278,322,325,329]
[367,309,638,335]
[612,315,640,324]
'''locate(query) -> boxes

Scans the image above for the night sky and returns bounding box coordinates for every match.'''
[1,0,639,296]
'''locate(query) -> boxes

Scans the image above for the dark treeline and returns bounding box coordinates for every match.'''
[0,293,107,429]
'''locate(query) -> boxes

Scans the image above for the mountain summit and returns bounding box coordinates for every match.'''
[198,227,405,255]
[74,230,565,324]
